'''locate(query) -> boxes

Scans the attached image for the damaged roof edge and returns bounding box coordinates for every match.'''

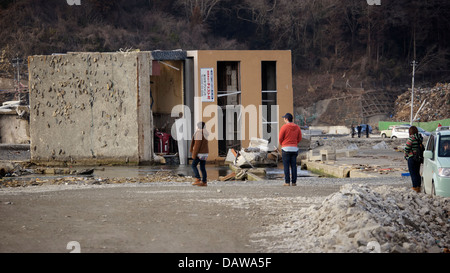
[47,50,289,60]
[47,50,187,61]
[151,50,187,61]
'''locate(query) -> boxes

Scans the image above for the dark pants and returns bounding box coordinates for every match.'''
[192,157,207,182]
[282,150,298,184]
[407,157,421,188]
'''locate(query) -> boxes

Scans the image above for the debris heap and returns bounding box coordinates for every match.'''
[0,170,190,187]
[393,83,450,122]
[264,184,449,253]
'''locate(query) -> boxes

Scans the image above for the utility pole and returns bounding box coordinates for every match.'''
[410,60,417,125]
[12,55,23,103]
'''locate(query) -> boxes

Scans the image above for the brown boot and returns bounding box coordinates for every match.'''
[196,182,207,187]
[192,178,202,186]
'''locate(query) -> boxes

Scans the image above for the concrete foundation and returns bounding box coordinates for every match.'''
[305,161,351,178]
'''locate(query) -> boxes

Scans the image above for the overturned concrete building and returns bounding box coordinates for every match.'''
[28,50,293,165]
[29,51,153,165]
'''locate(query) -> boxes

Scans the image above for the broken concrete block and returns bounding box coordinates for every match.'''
[224,149,237,163]
[219,172,236,181]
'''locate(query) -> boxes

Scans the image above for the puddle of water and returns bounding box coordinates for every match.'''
[93,164,232,180]
[265,167,314,180]
[88,164,314,180]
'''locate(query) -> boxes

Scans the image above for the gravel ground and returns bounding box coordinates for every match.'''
[0,175,423,253]
[1,136,448,254]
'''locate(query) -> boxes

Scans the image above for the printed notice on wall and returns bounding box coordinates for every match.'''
[201,68,214,102]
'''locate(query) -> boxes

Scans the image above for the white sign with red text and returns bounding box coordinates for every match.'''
[201,68,214,102]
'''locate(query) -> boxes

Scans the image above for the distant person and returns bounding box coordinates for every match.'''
[190,121,209,187]
[366,124,369,138]
[279,113,302,186]
[438,123,442,128]
[404,126,423,193]
[357,125,362,138]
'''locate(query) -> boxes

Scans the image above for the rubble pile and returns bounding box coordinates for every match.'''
[228,138,280,168]
[393,83,450,122]
[265,184,449,253]
[0,170,190,187]
[310,137,405,150]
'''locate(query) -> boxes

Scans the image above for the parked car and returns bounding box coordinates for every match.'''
[380,125,394,138]
[422,130,450,197]
[390,124,430,138]
[390,125,410,139]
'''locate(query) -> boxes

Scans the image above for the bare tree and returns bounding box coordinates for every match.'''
[176,0,224,23]
[236,0,277,29]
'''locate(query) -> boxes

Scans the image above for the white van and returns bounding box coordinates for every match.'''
[390,126,410,139]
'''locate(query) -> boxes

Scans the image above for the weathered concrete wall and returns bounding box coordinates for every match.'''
[310,126,351,134]
[137,52,153,164]
[28,51,152,165]
[0,111,30,144]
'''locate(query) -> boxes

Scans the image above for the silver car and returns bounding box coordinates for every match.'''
[422,130,450,197]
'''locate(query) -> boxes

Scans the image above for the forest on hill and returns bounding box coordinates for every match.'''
[1,0,450,105]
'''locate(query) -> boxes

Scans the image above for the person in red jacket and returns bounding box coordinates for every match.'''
[279,113,302,186]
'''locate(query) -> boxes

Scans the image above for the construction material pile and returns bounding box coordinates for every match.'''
[264,184,449,253]
[226,138,279,168]
[393,83,450,122]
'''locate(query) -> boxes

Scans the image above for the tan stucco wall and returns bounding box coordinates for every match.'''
[188,50,293,160]
[151,60,184,114]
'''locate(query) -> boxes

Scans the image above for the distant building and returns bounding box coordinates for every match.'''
[28,50,293,165]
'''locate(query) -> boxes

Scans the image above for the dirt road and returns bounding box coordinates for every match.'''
[0,177,406,253]
[0,136,416,254]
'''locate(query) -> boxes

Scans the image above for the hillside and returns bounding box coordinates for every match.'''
[2,0,450,79]
[1,0,449,126]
